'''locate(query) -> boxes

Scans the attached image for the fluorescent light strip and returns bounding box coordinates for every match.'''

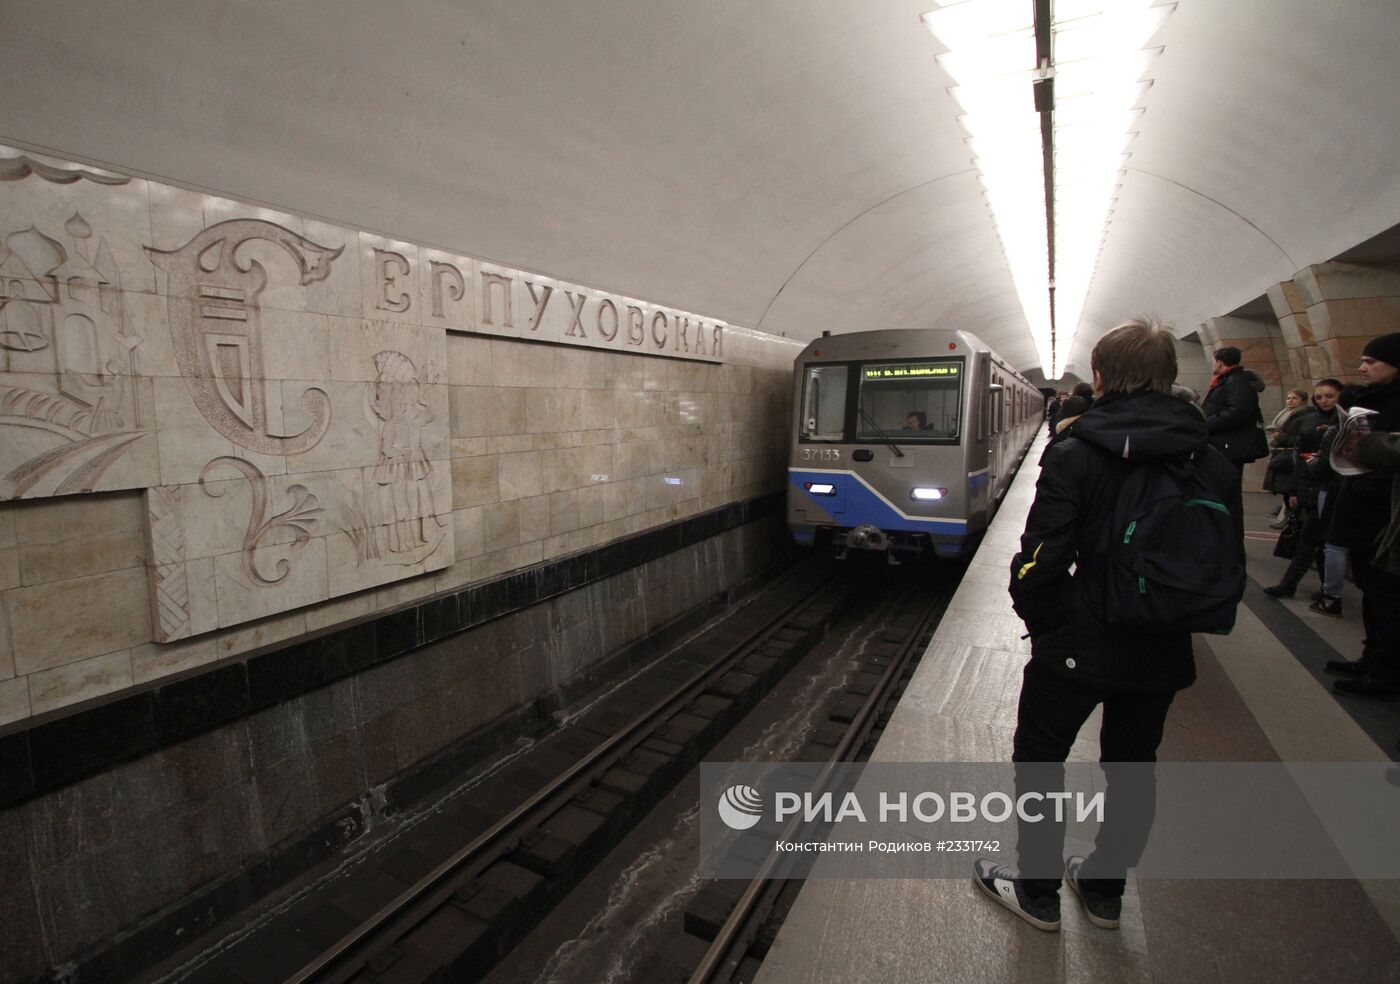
[922,1,1172,378]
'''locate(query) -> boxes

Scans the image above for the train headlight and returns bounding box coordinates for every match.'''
[804,482,837,496]
[911,487,946,501]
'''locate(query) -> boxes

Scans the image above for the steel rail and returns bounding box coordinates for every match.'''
[286,565,839,984]
[687,586,950,984]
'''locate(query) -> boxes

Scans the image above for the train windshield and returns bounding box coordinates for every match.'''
[856,359,963,442]
[800,364,849,441]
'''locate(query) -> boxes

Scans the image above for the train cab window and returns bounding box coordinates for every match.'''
[855,359,962,442]
[800,364,849,441]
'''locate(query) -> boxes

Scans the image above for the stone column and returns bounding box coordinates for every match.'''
[1173,334,1212,400]
[1266,279,1320,388]
[1290,262,1400,385]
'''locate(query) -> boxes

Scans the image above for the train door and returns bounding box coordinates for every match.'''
[971,352,991,520]
[989,368,1005,496]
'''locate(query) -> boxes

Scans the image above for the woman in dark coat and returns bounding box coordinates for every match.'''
[1263,380,1342,596]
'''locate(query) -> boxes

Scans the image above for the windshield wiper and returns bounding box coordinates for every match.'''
[858,407,904,457]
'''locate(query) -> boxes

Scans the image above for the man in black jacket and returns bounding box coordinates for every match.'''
[1201,346,1269,469]
[1045,391,1068,437]
[1328,333,1400,698]
[973,320,1243,933]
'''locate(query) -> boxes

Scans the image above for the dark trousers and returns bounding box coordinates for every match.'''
[1282,503,1324,587]
[1012,660,1176,900]
[1351,548,1400,685]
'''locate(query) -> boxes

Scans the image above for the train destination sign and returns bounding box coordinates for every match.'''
[862,362,961,381]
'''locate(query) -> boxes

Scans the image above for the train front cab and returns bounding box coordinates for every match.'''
[788,347,990,561]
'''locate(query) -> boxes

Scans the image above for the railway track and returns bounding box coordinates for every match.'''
[173,560,870,984]
[473,570,960,984]
[682,584,951,984]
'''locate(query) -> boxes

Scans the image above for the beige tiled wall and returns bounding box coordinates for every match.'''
[439,333,793,589]
[0,330,796,724]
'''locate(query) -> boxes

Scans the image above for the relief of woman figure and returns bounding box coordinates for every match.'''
[368,350,436,555]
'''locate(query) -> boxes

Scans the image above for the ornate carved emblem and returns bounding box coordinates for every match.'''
[200,456,323,585]
[145,219,342,455]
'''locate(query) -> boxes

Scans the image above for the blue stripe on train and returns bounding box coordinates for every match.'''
[789,470,969,536]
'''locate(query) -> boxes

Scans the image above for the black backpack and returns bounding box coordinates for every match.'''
[1076,456,1245,633]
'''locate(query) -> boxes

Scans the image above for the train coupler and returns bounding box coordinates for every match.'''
[843,524,889,553]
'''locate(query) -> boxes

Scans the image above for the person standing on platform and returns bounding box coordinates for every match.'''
[1046,391,1068,437]
[1263,387,1312,527]
[1038,394,1090,465]
[1262,379,1342,598]
[1308,404,1350,617]
[974,319,1243,932]
[1327,334,1400,698]
[1201,346,1269,471]
[1048,382,1093,437]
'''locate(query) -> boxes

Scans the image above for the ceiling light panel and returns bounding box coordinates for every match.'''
[923,0,1174,378]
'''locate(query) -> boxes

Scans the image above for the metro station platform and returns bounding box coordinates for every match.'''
[756,431,1400,984]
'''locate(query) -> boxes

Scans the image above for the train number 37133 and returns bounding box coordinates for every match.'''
[801,448,841,461]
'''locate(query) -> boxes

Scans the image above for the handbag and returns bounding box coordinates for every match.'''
[1249,416,1271,461]
[1262,452,1294,494]
[1273,517,1301,559]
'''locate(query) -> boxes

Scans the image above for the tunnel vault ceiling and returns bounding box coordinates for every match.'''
[2,0,1397,378]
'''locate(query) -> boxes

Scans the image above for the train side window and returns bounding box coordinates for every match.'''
[992,375,1003,434]
[800,365,848,441]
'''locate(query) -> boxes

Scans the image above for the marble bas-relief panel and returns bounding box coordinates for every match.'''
[0,145,460,639]
[139,213,456,638]
[144,333,455,640]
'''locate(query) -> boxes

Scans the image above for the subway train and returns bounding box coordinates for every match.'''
[787,328,1043,561]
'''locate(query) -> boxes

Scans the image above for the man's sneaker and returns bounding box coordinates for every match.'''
[972,858,1060,931]
[1309,596,1342,618]
[1064,856,1122,929]
[1262,582,1296,598]
[1311,589,1326,602]
[1325,657,1369,676]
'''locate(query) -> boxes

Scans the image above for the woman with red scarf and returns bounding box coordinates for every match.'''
[1201,346,1269,469]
